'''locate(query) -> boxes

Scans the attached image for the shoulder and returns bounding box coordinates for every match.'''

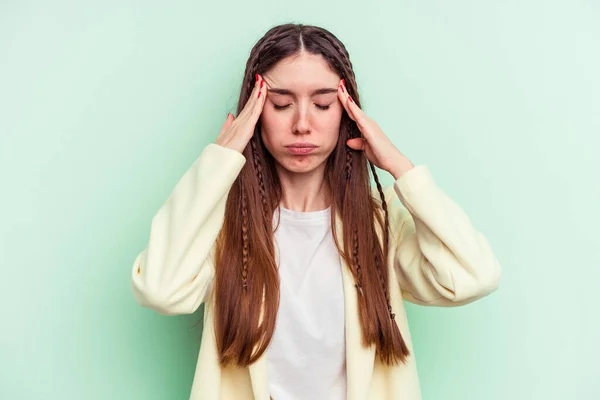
[370,165,435,229]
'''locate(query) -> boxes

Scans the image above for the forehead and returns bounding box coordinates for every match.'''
[264,52,340,93]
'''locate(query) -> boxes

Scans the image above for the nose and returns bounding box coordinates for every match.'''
[292,105,312,135]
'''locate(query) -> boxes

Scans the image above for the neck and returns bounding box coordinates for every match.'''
[276,163,331,212]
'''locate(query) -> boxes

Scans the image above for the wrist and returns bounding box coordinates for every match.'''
[389,158,414,180]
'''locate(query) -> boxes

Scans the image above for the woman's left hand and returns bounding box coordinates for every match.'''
[338,79,414,180]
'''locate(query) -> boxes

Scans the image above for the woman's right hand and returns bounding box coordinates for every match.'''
[215,74,268,154]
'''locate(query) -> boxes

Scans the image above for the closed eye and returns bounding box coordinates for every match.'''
[273,104,331,111]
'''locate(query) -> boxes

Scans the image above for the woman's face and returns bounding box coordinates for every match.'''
[260,52,343,175]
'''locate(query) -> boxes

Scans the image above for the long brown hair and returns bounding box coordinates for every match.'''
[213,23,410,368]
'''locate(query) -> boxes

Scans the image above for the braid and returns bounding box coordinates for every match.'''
[309,29,355,83]
[309,27,396,319]
[352,228,363,296]
[251,137,269,221]
[345,146,353,180]
[238,28,292,292]
[373,244,395,320]
[241,188,249,292]
[370,162,395,320]
[238,136,270,293]
[325,27,368,299]
[243,27,297,100]
[370,162,390,254]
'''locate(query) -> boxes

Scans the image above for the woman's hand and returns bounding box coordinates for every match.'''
[215,74,268,154]
[337,79,414,180]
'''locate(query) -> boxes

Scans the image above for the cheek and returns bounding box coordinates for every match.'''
[260,107,279,127]
[320,110,343,141]
[259,112,287,156]
[260,110,284,142]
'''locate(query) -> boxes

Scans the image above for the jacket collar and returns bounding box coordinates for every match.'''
[247,209,376,400]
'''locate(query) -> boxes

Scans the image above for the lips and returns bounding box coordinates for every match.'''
[286,143,317,148]
[286,145,316,155]
[287,148,316,155]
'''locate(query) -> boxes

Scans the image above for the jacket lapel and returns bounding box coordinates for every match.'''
[248,354,269,399]
[335,210,376,400]
[248,286,270,400]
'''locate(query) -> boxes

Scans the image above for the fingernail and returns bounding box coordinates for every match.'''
[348,96,353,103]
[341,78,345,86]
[255,73,259,83]
[260,80,264,88]
[339,84,344,93]
[258,92,262,98]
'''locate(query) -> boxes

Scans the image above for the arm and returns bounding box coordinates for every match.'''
[131,144,246,315]
[382,165,501,306]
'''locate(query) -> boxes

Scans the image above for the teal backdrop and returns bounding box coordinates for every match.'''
[1,1,598,399]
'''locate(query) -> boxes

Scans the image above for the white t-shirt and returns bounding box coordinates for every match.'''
[266,205,346,400]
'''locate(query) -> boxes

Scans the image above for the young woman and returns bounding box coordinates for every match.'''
[131,23,501,400]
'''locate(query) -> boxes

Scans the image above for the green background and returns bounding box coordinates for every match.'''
[1,1,598,399]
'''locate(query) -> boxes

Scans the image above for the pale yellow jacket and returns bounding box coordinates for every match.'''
[131,143,501,400]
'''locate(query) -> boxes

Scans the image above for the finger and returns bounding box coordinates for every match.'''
[338,79,370,128]
[338,94,372,142]
[337,79,359,122]
[238,75,267,127]
[238,74,263,120]
[217,112,235,139]
[252,75,268,117]
[346,137,366,150]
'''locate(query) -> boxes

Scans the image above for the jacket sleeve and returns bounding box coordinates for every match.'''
[131,143,246,315]
[382,165,501,306]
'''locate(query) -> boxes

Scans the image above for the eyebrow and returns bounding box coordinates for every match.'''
[268,87,338,96]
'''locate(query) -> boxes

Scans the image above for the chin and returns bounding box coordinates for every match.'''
[276,153,324,174]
